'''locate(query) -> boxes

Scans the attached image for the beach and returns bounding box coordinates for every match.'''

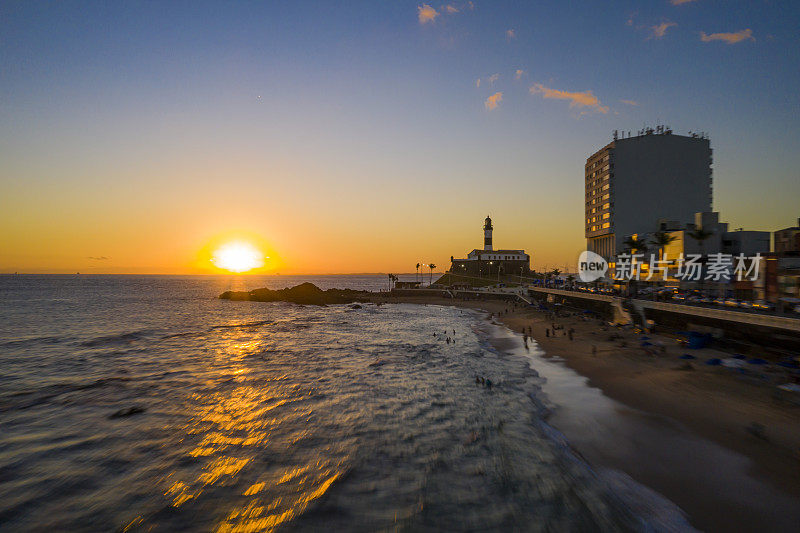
[378,292,800,532]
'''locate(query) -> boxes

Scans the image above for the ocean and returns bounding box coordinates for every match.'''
[0,275,688,531]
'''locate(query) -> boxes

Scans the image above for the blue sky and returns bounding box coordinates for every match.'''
[1,1,799,273]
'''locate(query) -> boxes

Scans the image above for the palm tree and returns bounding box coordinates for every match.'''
[622,235,648,256]
[550,268,561,288]
[566,274,576,290]
[650,231,677,261]
[621,236,648,297]
[687,228,713,293]
[687,228,713,255]
[415,263,421,282]
[428,263,436,285]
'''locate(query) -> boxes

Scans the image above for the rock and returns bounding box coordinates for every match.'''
[220,283,371,306]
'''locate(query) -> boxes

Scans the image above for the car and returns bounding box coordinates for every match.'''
[752,300,773,311]
[739,301,753,309]
[724,299,740,308]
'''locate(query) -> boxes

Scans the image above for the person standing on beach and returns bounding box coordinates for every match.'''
[545,328,550,338]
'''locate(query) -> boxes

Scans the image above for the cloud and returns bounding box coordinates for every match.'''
[650,21,677,39]
[514,69,525,80]
[487,73,499,85]
[87,256,110,261]
[445,4,459,14]
[418,4,438,24]
[484,92,503,110]
[620,99,638,106]
[506,29,516,40]
[475,78,481,88]
[700,28,754,44]
[670,0,697,5]
[529,83,609,114]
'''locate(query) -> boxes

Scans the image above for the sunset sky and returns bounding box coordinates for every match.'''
[2,1,799,274]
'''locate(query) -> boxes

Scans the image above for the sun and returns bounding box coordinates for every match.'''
[211,241,266,273]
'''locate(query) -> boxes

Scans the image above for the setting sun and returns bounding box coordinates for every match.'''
[211,242,266,273]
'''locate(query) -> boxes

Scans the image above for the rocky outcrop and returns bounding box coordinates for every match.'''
[219,282,371,305]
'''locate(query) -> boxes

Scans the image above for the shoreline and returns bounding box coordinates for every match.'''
[373,293,800,532]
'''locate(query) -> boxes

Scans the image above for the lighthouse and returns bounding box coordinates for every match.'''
[449,216,531,276]
[484,215,493,251]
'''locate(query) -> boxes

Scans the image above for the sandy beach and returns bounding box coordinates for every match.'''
[376,293,800,532]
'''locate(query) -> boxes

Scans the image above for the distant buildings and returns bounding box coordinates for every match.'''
[662,212,771,259]
[774,218,800,254]
[449,216,531,277]
[585,127,712,259]
[762,217,800,308]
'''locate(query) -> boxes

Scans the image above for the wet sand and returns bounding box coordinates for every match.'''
[377,294,800,532]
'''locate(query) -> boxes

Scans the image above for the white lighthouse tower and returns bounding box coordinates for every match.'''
[484,215,493,251]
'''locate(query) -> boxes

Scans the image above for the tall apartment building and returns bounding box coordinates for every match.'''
[585,127,713,259]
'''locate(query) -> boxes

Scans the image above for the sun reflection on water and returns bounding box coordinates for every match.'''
[161,324,345,532]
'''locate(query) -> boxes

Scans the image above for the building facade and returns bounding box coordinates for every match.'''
[585,127,713,260]
[774,218,800,254]
[450,216,531,277]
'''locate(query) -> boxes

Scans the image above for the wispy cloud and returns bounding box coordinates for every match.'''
[475,78,481,88]
[650,21,677,39]
[700,28,755,44]
[620,99,638,106]
[418,4,438,24]
[514,69,525,80]
[445,4,459,14]
[484,92,503,111]
[530,83,609,114]
[505,29,516,40]
[88,256,110,261]
[670,0,697,5]
[487,73,499,85]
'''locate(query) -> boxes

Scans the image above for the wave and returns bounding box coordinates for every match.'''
[210,320,275,330]
[0,335,72,348]
[0,376,131,411]
[80,329,156,348]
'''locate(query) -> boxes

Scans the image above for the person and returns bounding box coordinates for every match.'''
[568,328,574,341]
[545,328,550,338]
